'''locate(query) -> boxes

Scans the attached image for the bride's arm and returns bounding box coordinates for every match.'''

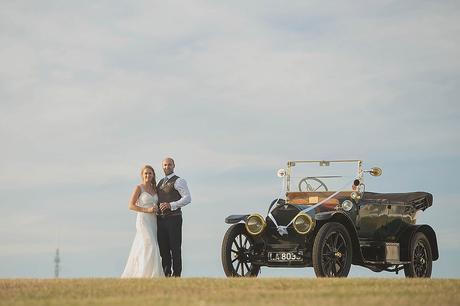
[128,186,155,213]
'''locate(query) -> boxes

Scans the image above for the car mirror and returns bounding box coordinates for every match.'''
[277,168,286,178]
[370,167,382,177]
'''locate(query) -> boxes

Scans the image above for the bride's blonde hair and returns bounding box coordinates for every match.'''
[140,165,157,192]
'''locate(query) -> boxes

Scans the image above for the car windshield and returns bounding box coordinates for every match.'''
[286,160,362,192]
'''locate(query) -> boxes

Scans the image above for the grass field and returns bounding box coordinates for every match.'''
[1,278,459,306]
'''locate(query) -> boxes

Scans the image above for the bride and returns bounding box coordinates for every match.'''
[121,165,164,278]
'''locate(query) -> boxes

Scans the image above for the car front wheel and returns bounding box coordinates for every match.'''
[312,222,352,277]
[221,223,260,277]
[404,232,432,278]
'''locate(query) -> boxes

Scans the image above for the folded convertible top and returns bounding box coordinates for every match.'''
[362,192,433,211]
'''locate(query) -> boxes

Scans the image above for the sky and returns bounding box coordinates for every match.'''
[0,0,459,278]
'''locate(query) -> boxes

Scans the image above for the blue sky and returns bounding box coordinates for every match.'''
[0,0,459,278]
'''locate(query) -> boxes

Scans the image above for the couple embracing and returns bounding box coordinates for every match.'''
[121,157,191,278]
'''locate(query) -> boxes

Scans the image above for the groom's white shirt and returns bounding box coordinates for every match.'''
[163,172,191,211]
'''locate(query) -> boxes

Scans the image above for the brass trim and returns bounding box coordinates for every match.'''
[245,213,266,236]
[293,213,316,235]
[370,167,383,177]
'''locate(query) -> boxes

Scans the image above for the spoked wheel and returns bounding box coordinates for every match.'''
[298,177,328,192]
[221,223,260,277]
[404,232,432,278]
[312,222,352,277]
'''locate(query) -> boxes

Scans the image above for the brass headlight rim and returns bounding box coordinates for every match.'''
[293,212,315,235]
[245,213,267,236]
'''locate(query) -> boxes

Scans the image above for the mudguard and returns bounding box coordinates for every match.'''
[315,211,341,221]
[225,214,249,224]
[399,224,439,261]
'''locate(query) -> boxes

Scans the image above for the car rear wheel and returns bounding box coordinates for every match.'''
[221,223,260,277]
[312,222,352,277]
[404,232,432,278]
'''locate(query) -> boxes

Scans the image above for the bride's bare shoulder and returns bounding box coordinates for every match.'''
[132,185,142,194]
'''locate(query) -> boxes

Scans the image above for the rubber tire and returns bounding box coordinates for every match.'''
[221,223,260,277]
[404,232,432,278]
[312,222,353,277]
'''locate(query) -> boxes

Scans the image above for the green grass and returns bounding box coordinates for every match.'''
[1,278,459,306]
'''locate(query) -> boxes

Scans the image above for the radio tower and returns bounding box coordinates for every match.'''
[54,248,60,278]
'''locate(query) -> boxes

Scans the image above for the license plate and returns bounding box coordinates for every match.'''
[268,251,303,262]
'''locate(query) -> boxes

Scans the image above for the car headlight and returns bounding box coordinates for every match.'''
[245,214,266,235]
[341,200,354,211]
[293,213,315,235]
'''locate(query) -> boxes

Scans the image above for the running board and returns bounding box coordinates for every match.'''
[363,260,410,265]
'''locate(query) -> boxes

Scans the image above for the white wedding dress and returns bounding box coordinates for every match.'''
[121,187,164,278]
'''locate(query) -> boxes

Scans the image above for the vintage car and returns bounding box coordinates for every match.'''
[221,160,438,278]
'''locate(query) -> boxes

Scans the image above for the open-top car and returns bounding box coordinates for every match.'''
[221,160,438,278]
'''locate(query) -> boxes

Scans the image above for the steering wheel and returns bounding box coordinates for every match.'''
[298,177,328,192]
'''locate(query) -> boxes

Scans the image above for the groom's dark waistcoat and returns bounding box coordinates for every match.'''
[157,175,182,217]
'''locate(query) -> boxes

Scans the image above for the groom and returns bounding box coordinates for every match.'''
[157,157,191,277]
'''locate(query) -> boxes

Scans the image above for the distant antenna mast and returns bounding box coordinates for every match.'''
[54,248,60,278]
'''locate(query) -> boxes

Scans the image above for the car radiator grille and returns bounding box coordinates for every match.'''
[270,205,301,226]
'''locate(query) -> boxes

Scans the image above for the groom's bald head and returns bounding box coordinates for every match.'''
[162,157,175,175]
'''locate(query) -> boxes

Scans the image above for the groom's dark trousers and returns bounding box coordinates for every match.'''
[157,175,183,277]
[157,215,182,277]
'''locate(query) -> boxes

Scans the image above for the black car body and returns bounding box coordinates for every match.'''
[221,160,438,277]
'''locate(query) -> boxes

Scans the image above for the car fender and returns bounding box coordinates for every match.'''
[315,211,364,264]
[398,224,439,261]
[225,214,250,224]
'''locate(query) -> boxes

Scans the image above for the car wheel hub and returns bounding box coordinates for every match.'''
[237,249,249,262]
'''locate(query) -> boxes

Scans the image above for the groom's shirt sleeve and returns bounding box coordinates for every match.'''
[170,178,191,211]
